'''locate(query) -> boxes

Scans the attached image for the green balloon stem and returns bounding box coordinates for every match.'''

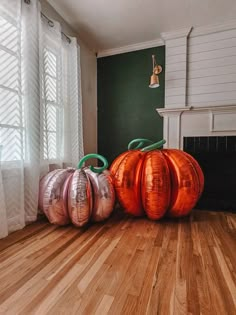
[77,153,108,173]
[141,139,166,152]
[128,138,154,150]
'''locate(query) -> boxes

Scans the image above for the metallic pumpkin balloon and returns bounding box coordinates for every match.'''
[38,169,74,225]
[110,140,204,219]
[38,154,115,227]
[85,168,115,222]
[67,153,115,226]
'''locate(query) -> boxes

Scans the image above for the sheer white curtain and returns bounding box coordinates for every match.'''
[40,15,64,174]
[0,0,26,238]
[0,0,84,238]
[62,38,84,167]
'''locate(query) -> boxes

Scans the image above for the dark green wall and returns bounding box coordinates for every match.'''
[97,46,165,164]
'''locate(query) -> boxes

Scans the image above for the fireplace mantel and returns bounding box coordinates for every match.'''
[157,104,236,116]
[156,105,236,149]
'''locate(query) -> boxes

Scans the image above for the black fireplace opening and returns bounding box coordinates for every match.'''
[184,136,236,212]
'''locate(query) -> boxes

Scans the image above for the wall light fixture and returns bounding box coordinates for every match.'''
[149,54,162,88]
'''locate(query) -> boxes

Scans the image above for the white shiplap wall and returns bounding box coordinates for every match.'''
[188,28,236,107]
[162,22,236,109]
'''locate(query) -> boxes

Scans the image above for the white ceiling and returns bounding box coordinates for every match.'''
[48,0,236,53]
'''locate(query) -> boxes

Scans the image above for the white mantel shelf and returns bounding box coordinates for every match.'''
[156,104,236,116]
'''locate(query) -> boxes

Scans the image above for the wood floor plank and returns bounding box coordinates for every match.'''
[134,246,162,315]
[0,219,49,252]
[174,222,189,315]
[213,246,236,307]
[0,210,235,315]
[146,222,178,315]
[121,294,138,314]
[77,218,144,314]
[199,222,234,314]
[94,294,114,315]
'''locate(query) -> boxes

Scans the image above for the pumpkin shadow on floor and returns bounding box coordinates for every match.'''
[42,208,225,230]
[107,207,225,225]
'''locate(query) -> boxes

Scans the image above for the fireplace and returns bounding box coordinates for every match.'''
[156,105,236,213]
[184,136,236,212]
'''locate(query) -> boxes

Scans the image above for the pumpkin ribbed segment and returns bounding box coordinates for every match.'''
[85,169,115,222]
[182,151,204,197]
[161,149,202,217]
[141,151,171,220]
[110,151,130,176]
[38,169,73,225]
[68,169,93,227]
[110,150,145,216]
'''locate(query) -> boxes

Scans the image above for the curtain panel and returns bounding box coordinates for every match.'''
[0,0,84,238]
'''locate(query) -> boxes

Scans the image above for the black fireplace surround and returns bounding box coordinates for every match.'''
[184,136,236,212]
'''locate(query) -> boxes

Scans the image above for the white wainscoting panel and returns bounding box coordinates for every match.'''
[167,115,180,148]
[211,111,236,131]
[181,112,211,136]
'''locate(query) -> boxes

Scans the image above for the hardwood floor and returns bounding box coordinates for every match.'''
[0,210,235,315]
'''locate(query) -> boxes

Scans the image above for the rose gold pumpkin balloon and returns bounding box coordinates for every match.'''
[68,154,115,226]
[39,154,116,227]
[110,139,204,219]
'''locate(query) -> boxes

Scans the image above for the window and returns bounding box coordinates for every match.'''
[0,8,64,163]
[42,47,62,160]
[0,7,24,162]
[0,2,82,166]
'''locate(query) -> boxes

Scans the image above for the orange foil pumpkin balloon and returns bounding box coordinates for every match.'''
[110,139,204,219]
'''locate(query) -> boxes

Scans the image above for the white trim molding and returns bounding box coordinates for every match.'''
[161,27,193,109]
[157,104,236,117]
[97,38,164,58]
[161,27,192,41]
[97,19,236,58]
[157,106,192,117]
